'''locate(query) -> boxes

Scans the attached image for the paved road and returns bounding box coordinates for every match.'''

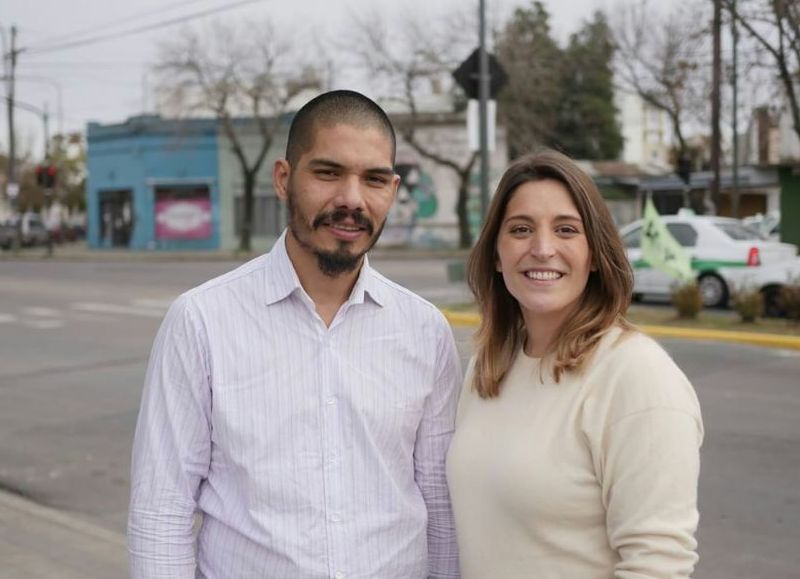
[1,260,799,578]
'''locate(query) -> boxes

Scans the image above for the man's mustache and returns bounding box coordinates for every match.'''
[313,209,374,235]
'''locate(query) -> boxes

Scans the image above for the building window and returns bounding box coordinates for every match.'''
[154,184,212,240]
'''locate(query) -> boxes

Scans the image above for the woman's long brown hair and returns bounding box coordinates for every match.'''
[467,150,634,398]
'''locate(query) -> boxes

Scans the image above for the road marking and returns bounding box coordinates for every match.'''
[130,298,173,310]
[23,319,64,330]
[71,302,166,318]
[21,307,61,317]
[0,313,18,324]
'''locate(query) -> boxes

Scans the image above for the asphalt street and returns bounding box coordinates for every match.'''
[1,258,798,578]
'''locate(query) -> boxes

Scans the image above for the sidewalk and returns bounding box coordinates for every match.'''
[0,489,127,578]
[0,241,470,262]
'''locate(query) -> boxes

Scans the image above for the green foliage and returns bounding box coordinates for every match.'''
[495,4,623,160]
[671,282,703,319]
[555,12,623,159]
[731,287,764,323]
[495,1,563,158]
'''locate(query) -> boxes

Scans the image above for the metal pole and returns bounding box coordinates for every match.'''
[478,0,490,223]
[5,26,18,187]
[710,0,722,214]
[43,102,50,159]
[730,0,740,217]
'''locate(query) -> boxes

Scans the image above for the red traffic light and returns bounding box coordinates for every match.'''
[35,164,57,188]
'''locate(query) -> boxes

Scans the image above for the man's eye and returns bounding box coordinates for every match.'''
[366,175,389,185]
[315,169,338,178]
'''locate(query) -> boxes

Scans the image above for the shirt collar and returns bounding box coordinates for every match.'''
[263,230,386,308]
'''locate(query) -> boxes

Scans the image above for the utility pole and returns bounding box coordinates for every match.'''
[730,0,740,217]
[4,26,19,189]
[710,0,722,215]
[478,0,490,223]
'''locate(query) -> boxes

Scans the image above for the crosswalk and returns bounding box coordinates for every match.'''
[0,298,174,330]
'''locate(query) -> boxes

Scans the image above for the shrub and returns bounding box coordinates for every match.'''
[778,279,800,323]
[671,282,703,319]
[731,286,764,323]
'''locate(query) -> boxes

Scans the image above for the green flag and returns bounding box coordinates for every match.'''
[641,198,693,282]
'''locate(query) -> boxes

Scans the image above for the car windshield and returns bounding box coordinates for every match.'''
[714,221,765,241]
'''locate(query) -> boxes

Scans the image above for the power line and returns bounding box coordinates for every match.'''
[29,0,216,49]
[25,0,266,55]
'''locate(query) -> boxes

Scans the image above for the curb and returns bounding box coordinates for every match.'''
[440,309,800,351]
[0,246,470,263]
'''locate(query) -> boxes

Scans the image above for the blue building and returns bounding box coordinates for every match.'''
[86,115,221,250]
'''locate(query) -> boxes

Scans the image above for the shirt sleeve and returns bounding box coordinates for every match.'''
[415,315,462,578]
[128,295,212,578]
[585,335,704,578]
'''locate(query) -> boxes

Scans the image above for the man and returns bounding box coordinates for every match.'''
[128,90,461,578]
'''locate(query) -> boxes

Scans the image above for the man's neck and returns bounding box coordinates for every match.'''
[284,233,362,326]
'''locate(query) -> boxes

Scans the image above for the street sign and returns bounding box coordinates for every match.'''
[6,182,19,199]
[452,48,509,100]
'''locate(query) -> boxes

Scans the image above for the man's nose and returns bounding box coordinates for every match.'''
[334,175,367,211]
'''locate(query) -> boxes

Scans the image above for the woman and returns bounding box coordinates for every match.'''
[447,150,703,578]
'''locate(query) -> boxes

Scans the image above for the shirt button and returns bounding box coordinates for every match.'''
[334,572,345,579]
[326,397,336,405]
[330,513,342,522]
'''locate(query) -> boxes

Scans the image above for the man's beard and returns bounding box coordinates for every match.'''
[286,193,385,278]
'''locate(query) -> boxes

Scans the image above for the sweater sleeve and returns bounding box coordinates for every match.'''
[583,333,704,578]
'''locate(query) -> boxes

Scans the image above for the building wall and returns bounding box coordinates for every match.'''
[384,121,508,248]
[217,125,289,252]
[616,90,671,171]
[87,119,220,250]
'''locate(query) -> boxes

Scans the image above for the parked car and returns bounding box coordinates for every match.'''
[619,211,798,307]
[0,214,50,249]
[742,211,780,241]
[720,257,800,317]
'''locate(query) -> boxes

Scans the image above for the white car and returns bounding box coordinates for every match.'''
[720,257,800,317]
[619,212,797,308]
[742,211,780,241]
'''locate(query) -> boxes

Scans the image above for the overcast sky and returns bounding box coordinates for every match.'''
[2,0,642,159]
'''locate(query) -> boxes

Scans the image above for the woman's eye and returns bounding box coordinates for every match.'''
[556,225,579,235]
[509,225,531,235]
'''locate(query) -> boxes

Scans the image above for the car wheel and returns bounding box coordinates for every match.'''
[698,273,729,308]
[762,285,785,318]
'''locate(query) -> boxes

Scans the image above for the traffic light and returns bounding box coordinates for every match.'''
[34,165,57,188]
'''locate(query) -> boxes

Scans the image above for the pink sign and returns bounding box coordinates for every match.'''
[155,199,212,240]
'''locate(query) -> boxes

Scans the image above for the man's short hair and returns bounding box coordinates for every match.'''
[285,90,397,167]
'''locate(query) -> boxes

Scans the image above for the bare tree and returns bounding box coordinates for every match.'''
[155,20,310,252]
[348,10,480,248]
[611,0,711,162]
[724,0,800,144]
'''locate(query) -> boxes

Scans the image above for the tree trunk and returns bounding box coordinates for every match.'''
[456,175,472,249]
[239,170,256,253]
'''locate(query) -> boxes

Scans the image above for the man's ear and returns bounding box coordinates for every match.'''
[390,173,401,202]
[273,159,290,201]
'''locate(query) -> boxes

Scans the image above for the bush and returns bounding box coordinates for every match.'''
[671,282,703,319]
[778,280,800,323]
[731,287,764,323]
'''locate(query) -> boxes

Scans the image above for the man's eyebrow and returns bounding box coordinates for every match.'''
[308,158,344,170]
[307,158,395,176]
